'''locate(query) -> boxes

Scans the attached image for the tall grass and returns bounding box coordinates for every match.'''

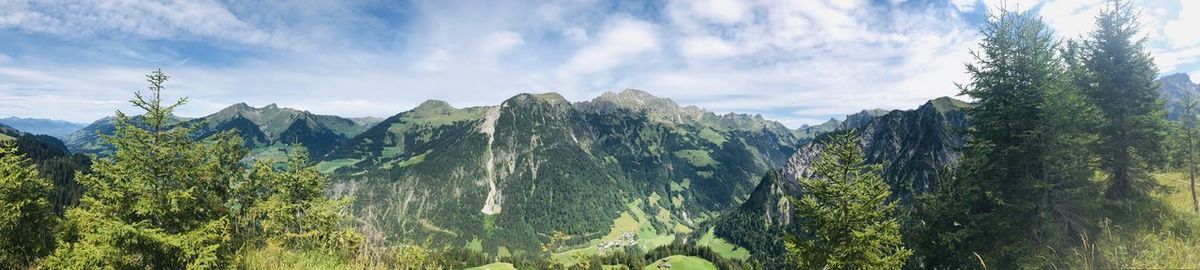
[1071,173,1200,269]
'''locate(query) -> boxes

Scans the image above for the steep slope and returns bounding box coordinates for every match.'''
[0,123,91,214]
[711,97,970,263]
[0,117,85,138]
[325,90,800,254]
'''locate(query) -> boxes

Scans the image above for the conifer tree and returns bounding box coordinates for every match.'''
[0,145,57,268]
[1175,93,1199,212]
[43,69,248,269]
[915,8,1102,268]
[1080,0,1168,200]
[785,132,910,269]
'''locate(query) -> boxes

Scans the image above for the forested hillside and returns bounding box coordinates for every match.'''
[325,89,799,254]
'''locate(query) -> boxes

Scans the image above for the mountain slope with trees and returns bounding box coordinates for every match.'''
[326,89,800,254]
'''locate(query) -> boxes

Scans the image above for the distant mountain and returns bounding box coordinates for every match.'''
[0,117,85,138]
[350,116,385,128]
[65,115,193,155]
[1159,73,1200,120]
[65,103,371,160]
[795,109,890,139]
[711,97,970,265]
[190,103,370,161]
[0,122,92,214]
[323,89,800,253]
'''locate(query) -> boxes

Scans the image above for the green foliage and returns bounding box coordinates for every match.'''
[1167,93,1199,213]
[45,70,244,269]
[785,132,910,269]
[238,148,363,256]
[913,8,1105,268]
[1079,0,1169,200]
[0,145,58,267]
[42,69,362,269]
[392,244,442,270]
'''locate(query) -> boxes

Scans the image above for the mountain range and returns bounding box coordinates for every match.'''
[21,73,1199,260]
[325,89,800,253]
[0,117,85,139]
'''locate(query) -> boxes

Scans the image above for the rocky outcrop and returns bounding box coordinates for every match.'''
[714,96,970,251]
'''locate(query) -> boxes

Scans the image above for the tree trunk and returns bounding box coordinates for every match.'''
[1191,167,1198,213]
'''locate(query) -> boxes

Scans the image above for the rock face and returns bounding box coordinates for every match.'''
[712,97,970,261]
[1159,73,1200,120]
[325,90,800,252]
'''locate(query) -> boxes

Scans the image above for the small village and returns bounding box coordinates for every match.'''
[595,232,638,253]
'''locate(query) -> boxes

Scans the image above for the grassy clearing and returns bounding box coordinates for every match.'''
[314,158,360,174]
[643,255,717,270]
[464,262,516,270]
[698,128,727,146]
[244,144,299,164]
[696,228,750,260]
[672,150,717,167]
[552,198,679,266]
[240,244,361,270]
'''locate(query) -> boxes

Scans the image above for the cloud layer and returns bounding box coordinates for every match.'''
[0,0,1196,127]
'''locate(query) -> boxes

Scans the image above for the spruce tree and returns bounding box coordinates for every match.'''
[0,145,57,268]
[1081,0,1168,200]
[785,132,910,269]
[43,69,248,269]
[914,8,1102,268]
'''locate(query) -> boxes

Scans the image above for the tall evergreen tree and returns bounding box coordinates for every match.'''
[914,8,1102,268]
[0,145,57,268]
[1080,0,1168,200]
[785,132,910,269]
[43,70,248,269]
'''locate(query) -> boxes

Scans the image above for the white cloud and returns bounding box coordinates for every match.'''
[417,49,453,72]
[1164,0,1200,47]
[0,0,286,49]
[680,0,750,24]
[480,31,525,55]
[1038,0,1105,39]
[679,35,739,60]
[561,18,660,75]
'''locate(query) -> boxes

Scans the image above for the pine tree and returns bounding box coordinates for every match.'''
[1081,0,1168,200]
[0,145,57,267]
[785,132,910,269]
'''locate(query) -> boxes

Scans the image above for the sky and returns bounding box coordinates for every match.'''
[0,0,1197,128]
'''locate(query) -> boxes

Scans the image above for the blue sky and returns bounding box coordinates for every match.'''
[0,0,1197,127]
